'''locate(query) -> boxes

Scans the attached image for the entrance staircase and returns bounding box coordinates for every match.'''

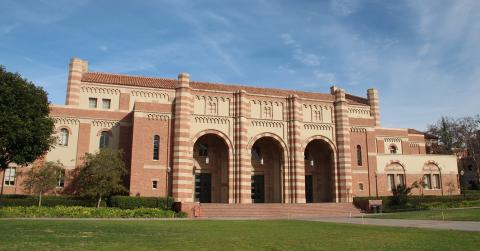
[197,203,361,218]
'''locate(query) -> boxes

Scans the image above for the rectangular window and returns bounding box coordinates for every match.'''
[397,174,405,186]
[433,174,441,189]
[4,167,15,186]
[152,180,158,189]
[424,174,432,189]
[102,99,111,109]
[387,174,395,191]
[89,98,97,108]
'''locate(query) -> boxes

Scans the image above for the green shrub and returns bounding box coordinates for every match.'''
[0,206,186,218]
[0,195,105,207]
[108,196,174,210]
[354,194,480,212]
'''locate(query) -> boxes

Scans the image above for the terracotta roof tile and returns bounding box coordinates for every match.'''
[408,128,425,135]
[82,72,177,89]
[81,72,367,104]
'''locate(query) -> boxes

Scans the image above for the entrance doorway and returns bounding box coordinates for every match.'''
[304,139,335,202]
[193,133,230,203]
[195,173,211,203]
[251,174,265,203]
[250,136,285,203]
[305,175,314,203]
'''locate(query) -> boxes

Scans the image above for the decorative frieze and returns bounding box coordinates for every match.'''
[251,120,283,128]
[304,123,333,131]
[91,120,120,128]
[81,85,120,95]
[52,117,80,125]
[194,116,229,125]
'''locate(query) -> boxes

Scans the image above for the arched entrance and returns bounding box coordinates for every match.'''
[304,139,335,202]
[250,137,285,203]
[192,133,230,203]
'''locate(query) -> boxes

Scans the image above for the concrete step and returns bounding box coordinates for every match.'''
[198,203,361,218]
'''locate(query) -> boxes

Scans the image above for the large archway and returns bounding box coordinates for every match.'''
[250,136,285,203]
[304,139,335,202]
[192,133,230,203]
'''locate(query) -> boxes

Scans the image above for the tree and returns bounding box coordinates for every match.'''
[76,149,127,208]
[411,178,427,196]
[0,66,55,194]
[426,116,461,154]
[22,161,64,206]
[390,184,413,207]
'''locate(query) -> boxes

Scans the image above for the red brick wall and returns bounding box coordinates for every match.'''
[129,115,172,197]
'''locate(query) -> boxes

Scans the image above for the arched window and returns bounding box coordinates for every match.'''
[99,131,110,149]
[60,128,69,146]
[198,143,208,157]
[251,146,261,161]
[389,144,398,154]
[356,145,362,166]
[153,135,160,160]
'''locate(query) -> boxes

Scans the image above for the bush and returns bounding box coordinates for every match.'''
[0,195,105,207]
[354,194,480,212]
[108,196,174,210]
[0,206,186,218]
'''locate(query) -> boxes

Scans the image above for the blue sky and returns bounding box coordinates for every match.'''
[1,0,479,130]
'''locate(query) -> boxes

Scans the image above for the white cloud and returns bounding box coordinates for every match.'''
[99,45,109,52]
[313,70,336,83]
[330,0,360,16]
[281,33,322,67]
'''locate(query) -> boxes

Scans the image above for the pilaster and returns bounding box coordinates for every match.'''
[172,73,194,202]
[287,95,305,203]
[333,88,353,202]
[234,90,252,203]
[66,58,88,106]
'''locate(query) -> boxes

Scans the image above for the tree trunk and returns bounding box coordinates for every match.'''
[38,192,42,207]
[97,196,102,208]
[0,170,5,195]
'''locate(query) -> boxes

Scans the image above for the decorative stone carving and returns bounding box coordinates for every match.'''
[92,120,120,128]
[52,117,80,125]
[81,86,120,95]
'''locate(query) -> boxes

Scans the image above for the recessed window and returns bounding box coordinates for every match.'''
[102,99,111,109]
[4,167,15,186]
[198,143,208,157]
[389,145,398,154]
[397,174,405,186]
[153,135,160,160]
[89,98,97,108]
[263,106,273,119]
[99,131,110,149]
[358,183,364,191]
[356,145,362,166]
[387,174,395,191]
[207,101,217,115]
[60,128,69,146]
[152,180,158,189]
[251,146,261,161]
[57,170,65,188]
[424,174,432,189]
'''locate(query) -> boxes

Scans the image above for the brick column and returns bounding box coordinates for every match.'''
[66,58,87,106]
[333,88,353,202]
[234,90,252,203]
[172,73,194,202]
[75,122,91,167]
[287,95,305,203]
[367,88,380,127]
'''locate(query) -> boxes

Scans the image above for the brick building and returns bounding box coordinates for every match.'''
[1,58,460,202]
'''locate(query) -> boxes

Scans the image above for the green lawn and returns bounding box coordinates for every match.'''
[0,220,479,250]
[367,208,480,221]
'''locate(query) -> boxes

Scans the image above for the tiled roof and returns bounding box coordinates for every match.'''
[82,72,368,104]
[408,128,425,135]
[82,72,177,89]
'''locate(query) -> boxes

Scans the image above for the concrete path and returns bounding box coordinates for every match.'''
[308,217,480,232]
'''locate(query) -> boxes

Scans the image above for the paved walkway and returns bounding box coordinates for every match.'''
[308,217,480,232]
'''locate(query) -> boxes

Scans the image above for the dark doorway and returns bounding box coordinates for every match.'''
[305,175,314,203]
[251,175,265,203]
[195,173,212,203]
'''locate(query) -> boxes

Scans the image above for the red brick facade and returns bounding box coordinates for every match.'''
[0,58,460,201]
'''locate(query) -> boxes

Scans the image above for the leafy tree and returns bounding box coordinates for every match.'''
[389,184,413,207]
[22,161,64,206]
[426,116,460,154]
[76,149,127,208]
[0,66,55,194]
[411,178,427,196]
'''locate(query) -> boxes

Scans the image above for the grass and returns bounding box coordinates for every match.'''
[0,220,479,250]
[366,208,480,221]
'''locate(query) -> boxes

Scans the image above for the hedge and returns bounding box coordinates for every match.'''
[0,206,186,218]
[0,195,105,207]
[108,196,174,210]
[354,194,480,212]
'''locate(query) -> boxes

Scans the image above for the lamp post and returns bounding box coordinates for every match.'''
[460,170,465,197]
[375,171,379,199]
